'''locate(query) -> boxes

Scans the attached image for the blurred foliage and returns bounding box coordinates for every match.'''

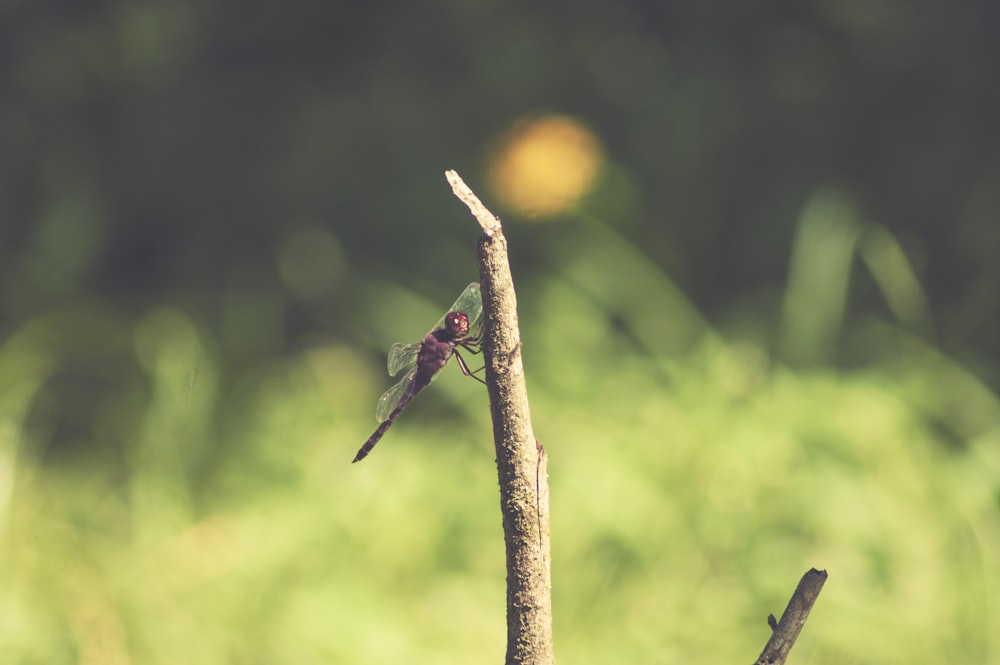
[2,1,1000,663]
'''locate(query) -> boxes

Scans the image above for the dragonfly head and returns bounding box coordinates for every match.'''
[443,311,470,337]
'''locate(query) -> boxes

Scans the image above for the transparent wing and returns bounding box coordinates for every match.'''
[430,282,482,333]
[387,342,420,376]
[375,368,416,422]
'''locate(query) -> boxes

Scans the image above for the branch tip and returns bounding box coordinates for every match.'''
[753,568,827,665]
[446,169,501,236]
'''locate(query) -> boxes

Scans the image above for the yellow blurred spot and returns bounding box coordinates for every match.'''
[488,115,603,218]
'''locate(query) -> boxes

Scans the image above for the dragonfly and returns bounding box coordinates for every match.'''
[353,282,485,463]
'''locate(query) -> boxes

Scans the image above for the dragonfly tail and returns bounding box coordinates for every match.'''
[352,383,422,463]
[353,419,392,463]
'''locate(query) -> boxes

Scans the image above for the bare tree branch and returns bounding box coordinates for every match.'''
[754,568,827,665]
[446,170,552,665]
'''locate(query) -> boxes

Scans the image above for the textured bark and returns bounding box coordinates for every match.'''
[447,170,553,665]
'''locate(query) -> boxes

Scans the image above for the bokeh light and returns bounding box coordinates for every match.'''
[487,115,603,218]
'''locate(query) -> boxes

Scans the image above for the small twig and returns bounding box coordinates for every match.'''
[754,568,827,665]
[446,170,552,665]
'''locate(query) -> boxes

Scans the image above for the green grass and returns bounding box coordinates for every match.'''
[2,220,998,663]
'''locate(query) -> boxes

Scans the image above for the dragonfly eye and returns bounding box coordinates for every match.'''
[445,312,470,336]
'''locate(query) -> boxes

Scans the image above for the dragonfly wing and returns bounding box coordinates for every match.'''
[430,282,482,332]
[386,342,420,376]
[375,368,416,422]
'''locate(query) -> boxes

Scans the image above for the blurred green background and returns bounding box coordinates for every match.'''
[2,1,999,663]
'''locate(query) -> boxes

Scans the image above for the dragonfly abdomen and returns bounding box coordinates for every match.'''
[353,380,422,463]
[352,333,450,463]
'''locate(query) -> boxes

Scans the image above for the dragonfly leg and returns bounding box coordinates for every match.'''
[454,347,487,385]
[458,342,483,355]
